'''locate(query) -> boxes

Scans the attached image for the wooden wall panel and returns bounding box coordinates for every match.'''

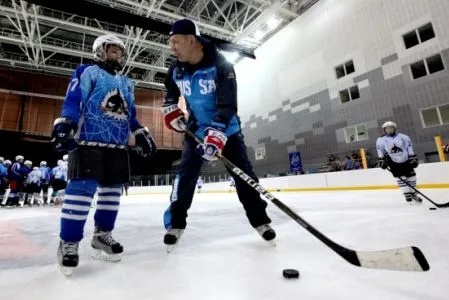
[0,94,20,131]
[0,67,182,149]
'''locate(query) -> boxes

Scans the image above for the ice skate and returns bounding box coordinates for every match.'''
[164,228,184,253]
[411,193,423,203]
[255,224,276,246]
[91,228,123,262]
[57,240,79,276]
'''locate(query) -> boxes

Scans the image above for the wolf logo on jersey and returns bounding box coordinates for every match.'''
[391,145,403,154]
[101,88,128,120]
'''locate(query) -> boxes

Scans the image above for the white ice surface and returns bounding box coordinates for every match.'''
[0,190,448,300]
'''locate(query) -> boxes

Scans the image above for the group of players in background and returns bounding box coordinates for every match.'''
[0,155,68,207]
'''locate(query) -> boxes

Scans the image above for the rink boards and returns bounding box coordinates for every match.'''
[129,162,449,195]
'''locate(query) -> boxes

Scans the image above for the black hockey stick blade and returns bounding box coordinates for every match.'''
[388,168,449,208]
[185,129,430,272]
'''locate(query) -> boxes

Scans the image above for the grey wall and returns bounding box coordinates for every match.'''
[203,0,449,176]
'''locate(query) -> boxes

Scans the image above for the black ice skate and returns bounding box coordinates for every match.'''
[255,224,276,246]
[57,240,79,276]
[411,193,423,203]
[164,228,184,253]
[91,228,123,262]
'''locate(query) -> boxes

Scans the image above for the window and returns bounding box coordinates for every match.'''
[344,123,368,143]
[410,53,445,79]
[403,31,420,49]
[403,22,436,49]
[339,89,350,104]
[426,54,444,74]
[339,85,360,104]
[420,104,449,127]
[410,60,427,79]
[335,60,355,79]
[418,23,436,43]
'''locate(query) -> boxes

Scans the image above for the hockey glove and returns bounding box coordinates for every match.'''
[197,128,227,161]
[133,127,157,158]
[378,158,388,170]
[162,104,187,133]
[51,118,78,152]
[408,155,418,168]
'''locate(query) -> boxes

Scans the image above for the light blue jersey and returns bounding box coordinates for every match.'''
[52,166,67,181]
[376,133,414,164]
[26,169,42,185]
[39,166,51,184]
[61,64,142,145]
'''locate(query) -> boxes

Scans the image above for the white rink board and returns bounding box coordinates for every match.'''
[129,162,449,194]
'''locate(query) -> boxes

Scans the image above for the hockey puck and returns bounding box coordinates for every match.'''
[429,207,437,210]
[282,269,300,279]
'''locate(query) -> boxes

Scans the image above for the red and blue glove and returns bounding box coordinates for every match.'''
[162,104,186,133]
[198,128,227,161]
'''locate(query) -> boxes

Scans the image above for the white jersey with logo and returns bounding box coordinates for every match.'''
[26,170,42,185]
[376,133,414,164]
[197,178,204,187]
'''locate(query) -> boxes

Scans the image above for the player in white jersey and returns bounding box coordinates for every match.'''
[24,167,42,206]
[51,160,67,205]
[229,176,235,192]
[376,121,421,203]
[196,176,204,193]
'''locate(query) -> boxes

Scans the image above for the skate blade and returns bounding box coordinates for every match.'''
[59,265,75,276]
[267,239,277,247]
[91,248,122,262]
[166,244,178,253]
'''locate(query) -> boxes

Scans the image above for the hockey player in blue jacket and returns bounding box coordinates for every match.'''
[0,157,8,205]
[376,121,422,203]
[51,34,157,274]
[161,19,275,249]
[5,155,24,207]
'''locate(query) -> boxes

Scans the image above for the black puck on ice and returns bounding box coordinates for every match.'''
[282,269,300,279]
[429,207,437,210]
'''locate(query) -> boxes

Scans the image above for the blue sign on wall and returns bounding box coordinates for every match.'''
[289,152,302,173]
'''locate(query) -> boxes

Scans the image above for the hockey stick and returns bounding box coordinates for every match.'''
[185,128,430,272]
[48,139,139,150]
[388,168,449,208]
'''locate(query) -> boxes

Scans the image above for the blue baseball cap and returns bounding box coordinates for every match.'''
[169,19,210,44]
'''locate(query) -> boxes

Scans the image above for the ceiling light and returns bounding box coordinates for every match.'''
[267,17,281,30]
[254,30,265,40]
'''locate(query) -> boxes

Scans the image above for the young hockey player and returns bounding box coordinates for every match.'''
[21,160,34,206]
[162,19,275,250]
[50,160,67,205]
[229,176,235,192]
[5,155,25,207]
[39,161,51,205]
[0,157,8,206]
[376,121,422,203]
[196,176,204,193]
[51,34,156,274]
[24,166,42,206]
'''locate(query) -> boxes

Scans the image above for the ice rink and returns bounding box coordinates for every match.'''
[0,189,448,300]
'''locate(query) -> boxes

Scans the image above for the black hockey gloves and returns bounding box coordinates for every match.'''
[133,127,157,158]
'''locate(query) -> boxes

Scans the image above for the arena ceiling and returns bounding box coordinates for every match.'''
[0,0,318,90]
